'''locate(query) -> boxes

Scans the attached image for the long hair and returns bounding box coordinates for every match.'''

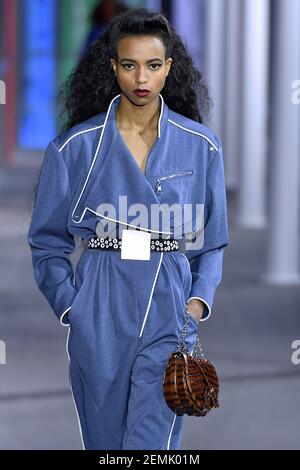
[58,7,213,130]
[29,8,213,216]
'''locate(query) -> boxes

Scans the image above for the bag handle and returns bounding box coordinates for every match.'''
[177,308,219,408]
[176,307,206,359]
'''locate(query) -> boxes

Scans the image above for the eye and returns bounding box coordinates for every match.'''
[121,63,162,71]
[122,64,135,70]
[149,63,162,70]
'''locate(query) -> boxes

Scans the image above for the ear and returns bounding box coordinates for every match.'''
[165,57,173,77]
[110,58,117,75]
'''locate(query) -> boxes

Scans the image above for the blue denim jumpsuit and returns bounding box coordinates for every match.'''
[27,93,229,450]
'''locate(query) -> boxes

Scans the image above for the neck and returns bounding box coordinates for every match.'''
[116,94,161,134]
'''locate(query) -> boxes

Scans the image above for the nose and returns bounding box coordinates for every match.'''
[135,67,148,84]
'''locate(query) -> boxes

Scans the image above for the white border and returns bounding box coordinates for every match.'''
[168,119,218,151]
[139,252,164,337]
[179,252,212,321]
[65,327,86,450]
[60,306,72,327]
[58,125,104,152]
[187,296,212,322]
[71,94,121,223]
[166,413,177,450]
[71,93,165,225]
[75,207,173,235]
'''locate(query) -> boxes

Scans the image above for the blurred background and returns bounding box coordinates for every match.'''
[0,0,299,450]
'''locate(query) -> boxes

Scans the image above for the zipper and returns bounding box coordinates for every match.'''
[155,169,193,194]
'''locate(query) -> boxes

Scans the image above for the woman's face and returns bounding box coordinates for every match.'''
[110,35,173,105]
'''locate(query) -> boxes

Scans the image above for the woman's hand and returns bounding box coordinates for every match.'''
[186,299,205,322]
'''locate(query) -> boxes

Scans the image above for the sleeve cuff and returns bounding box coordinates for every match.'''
[186,296,212,322]
[60,306,72,327]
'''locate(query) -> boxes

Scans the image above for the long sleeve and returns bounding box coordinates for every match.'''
[27,140,78,326]
[185,141,229,321]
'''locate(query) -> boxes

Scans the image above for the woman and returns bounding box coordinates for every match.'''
[27,8,229,450]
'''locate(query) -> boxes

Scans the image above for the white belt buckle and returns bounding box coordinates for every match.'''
[121,229,151,260]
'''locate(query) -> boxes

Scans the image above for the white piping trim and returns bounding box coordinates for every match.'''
[65,327,86,450]
[179,253,212,321]
[58,125,104,152]
[78,207,173,235]
[166,413,177,450]
[187,296,212,322]
[139,252,164,337]
[71,94,121,222]
[60,306,72,327]
[157,93,164,138]
[179,251,191,270]
[168,119,218,151]
[72,93,165,223]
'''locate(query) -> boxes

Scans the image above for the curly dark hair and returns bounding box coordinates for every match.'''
[28,7,214,217]
[58,7,213,131]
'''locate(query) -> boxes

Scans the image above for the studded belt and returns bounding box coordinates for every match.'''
[87,236,179,252]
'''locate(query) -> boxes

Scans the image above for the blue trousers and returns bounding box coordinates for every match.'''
[65,250,198,450]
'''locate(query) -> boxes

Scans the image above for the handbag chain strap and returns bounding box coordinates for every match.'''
[175,307,219,408]
[176,307,206,359]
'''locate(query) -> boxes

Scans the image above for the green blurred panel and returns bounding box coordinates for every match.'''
[56,0,146,130]
[86,0,100,11]
[57,0,98,128]
[58,0,88,81]
[58,0,145,84]
[125,0,145,6]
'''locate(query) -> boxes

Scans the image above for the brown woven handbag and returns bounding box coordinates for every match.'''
[163,307,220,416]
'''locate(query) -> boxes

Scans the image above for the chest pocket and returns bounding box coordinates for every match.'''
[153,168,196,237]
[154,168,193,197]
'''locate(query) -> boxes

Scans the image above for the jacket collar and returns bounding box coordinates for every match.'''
[71,93,171,234]
[105,92,168,139]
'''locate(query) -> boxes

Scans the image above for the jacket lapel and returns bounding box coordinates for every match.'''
[71,94,172,236]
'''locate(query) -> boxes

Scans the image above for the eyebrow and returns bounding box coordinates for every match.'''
[120,58,164,63]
